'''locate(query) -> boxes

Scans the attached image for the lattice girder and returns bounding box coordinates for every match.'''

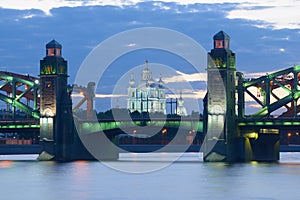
[238,65,300,119]
[0,72,40,118]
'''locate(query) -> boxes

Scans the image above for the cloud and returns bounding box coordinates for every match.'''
[261,35,290,41]
[226,0,300,29]
[279,48,285,52]
[163,70,207,83]
[166,89,206,99]
[95,94,127,98]
[1,0,300,29]
[0,0,82,16]
[126,43,137,47]
[72,93,127,98]
[22,14,37,19]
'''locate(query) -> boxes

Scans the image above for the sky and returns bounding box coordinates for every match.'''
[1,0,300,113]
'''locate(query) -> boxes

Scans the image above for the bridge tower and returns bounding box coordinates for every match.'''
[39,40,74,161]
[204,31,243,162]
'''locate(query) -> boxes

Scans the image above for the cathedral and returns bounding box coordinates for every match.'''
[127,61,166,114]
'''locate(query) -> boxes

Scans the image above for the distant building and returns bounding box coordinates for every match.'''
[176,91,188,116]
[127,61,166,114]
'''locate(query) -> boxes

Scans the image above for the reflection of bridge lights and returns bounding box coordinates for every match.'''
[161,128,167,134]
[0,160,13,169]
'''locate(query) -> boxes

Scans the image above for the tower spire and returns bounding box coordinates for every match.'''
[158,73,163,87]
[142,60,152,81]
[129,73,135,88]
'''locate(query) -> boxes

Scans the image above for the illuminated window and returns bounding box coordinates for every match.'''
[55,48,61,56]
[47,48,55,56]
[45,81,52,89]
[215,40,224,48]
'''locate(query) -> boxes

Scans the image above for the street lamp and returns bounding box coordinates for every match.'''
[287,132,292,145]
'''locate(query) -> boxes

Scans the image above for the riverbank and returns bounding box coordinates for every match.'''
[0,144,299,155]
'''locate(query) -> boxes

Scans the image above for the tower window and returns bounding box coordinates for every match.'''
[55,48,61,56]
[47,48,55,56]
[215,40,224,48]
[45,81,53,89]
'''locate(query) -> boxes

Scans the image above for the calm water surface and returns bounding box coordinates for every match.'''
[0,153,300,200]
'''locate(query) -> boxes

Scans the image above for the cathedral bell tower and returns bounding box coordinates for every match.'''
[39,40,73,161]
[204,31,240,162]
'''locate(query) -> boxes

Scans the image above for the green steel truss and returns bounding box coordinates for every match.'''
[238,65,300,121]
[0,71,40,119]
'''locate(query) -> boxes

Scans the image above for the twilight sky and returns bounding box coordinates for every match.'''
[1,0,300,112]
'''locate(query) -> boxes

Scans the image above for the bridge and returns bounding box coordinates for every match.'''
[0,32,299,162]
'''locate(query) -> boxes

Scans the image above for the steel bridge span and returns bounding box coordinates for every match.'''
[0,66,300,137]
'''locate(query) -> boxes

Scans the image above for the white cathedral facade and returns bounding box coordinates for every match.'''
[127,61,166,114]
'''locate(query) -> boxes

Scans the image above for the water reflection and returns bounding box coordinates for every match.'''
[0,153,300,199]
[0,160,13,168]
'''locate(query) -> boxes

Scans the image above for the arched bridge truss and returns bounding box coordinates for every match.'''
[237,65,300,127]
[0,71,40,119]
[71,82,95,119]
[0,71,95,121]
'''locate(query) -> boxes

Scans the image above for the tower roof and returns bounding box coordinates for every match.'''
[46,40,62,49]
[213,31,230,40]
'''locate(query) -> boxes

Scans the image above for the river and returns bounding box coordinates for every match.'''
[0,152,300,200]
